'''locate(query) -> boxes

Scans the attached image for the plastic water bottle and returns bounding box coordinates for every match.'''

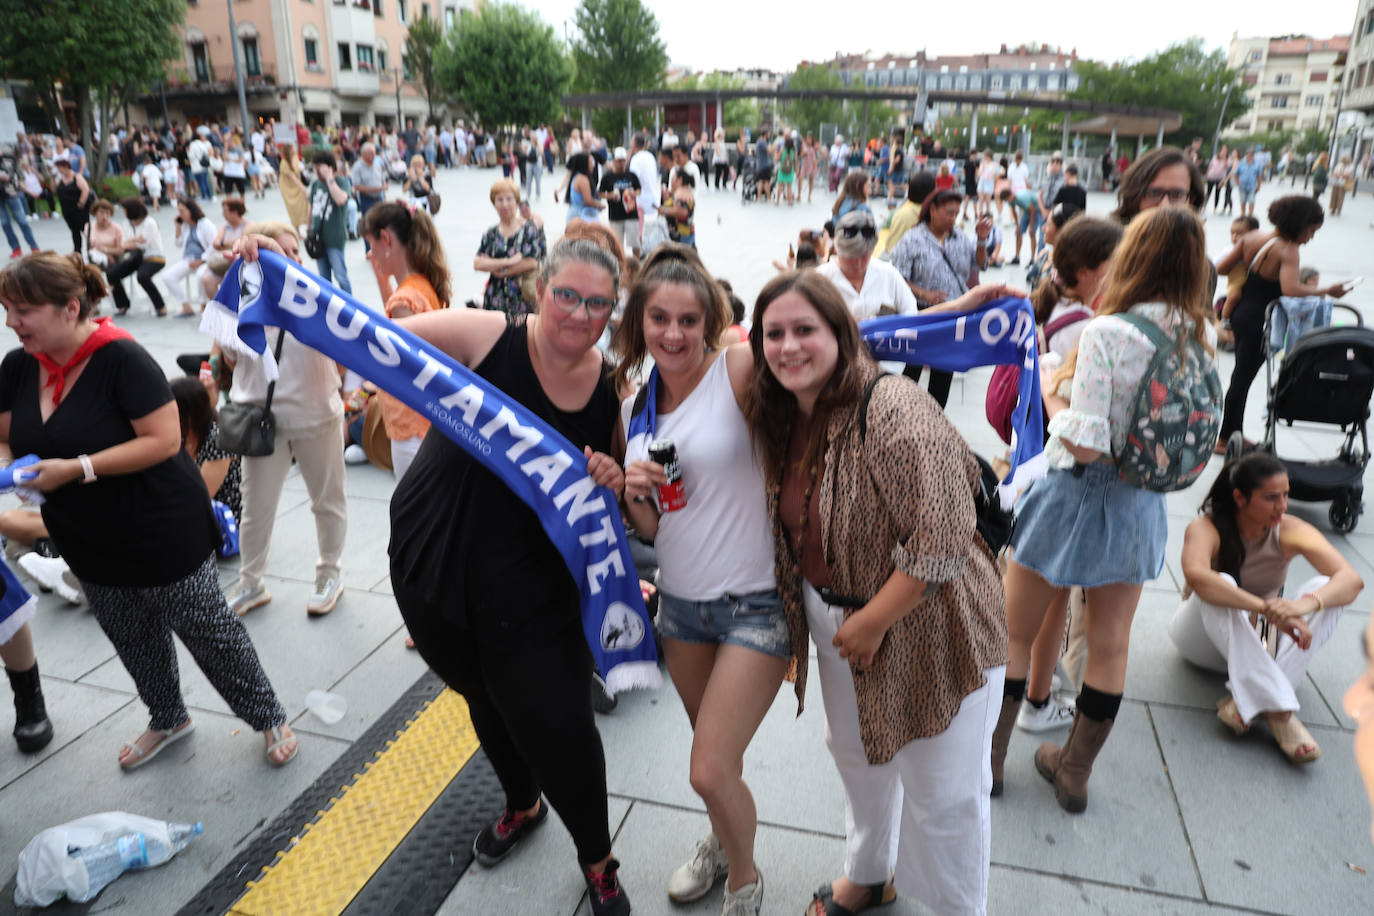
[69,833,147,896]
[144,821,203,866]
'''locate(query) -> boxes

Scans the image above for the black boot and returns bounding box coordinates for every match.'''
[8,663,53,753]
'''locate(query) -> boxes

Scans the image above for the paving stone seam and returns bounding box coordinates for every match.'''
[1134,696,1356,735]
[1145,702,1211,904]
[989,862,1292,916]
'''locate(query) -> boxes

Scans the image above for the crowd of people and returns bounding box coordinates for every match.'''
[1,120,1374,916]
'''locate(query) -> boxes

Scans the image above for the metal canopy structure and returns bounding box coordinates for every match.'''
[562,87,1183,156]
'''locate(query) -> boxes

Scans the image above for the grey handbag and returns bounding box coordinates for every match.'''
[217,330,286,456]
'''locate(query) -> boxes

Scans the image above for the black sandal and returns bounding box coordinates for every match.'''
[806,880,897,916]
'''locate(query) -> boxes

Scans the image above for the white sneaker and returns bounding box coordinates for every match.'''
[227,582,272,617]
[721,867,764,916]
[17,554,82,604]
[343,443,368,465]
[667,833,728,903]
[307,576,342,616]
[1016,694,1076,732]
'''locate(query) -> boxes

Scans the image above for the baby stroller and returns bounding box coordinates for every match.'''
[739,162,760,204]
[1226,301,1373,532]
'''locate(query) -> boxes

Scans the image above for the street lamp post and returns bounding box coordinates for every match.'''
[1210,82,1234,160]
[226,0,253,138]
[394,68,403,128]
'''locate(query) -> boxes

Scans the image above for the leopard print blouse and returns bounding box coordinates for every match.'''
[769,367,1008,766]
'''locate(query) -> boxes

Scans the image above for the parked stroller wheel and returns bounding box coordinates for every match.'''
[1329,492,1360,533]
[1224,431,1248,463]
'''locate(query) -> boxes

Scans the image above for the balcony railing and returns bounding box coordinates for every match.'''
[167,62,278,90]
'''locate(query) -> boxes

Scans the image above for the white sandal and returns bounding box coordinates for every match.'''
[119,720,194,771]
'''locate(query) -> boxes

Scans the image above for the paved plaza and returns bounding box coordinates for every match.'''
[0,163,1373,915]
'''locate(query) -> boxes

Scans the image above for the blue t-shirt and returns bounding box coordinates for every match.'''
[756,138,771,169]
[68,143,87,175]
[1235,159,1262,191]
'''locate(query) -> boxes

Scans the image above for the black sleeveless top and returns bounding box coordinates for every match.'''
[388,319,620,611]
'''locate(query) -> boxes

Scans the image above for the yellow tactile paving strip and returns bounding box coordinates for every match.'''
[228,689,479,916]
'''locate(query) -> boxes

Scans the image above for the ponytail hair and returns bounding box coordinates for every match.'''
[1033,215,1122,324]
[360,202,452,307]
[0,251,108,319]
[1201,452,1287,581]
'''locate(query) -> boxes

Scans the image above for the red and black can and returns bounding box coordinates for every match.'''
[649,438,687,512]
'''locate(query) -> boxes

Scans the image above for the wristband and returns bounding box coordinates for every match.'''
[77,454,96,484]
[1310,591,1324,614]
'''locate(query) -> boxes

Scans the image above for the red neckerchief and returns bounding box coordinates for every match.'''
[35,318,134,407]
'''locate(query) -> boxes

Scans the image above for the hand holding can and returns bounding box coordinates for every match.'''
[648,438,687,512]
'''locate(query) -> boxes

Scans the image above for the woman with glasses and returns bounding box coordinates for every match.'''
[889,188,992,407]
[389,234,633,916]
[476,179,546,317]
[615,244,786,916]
[1213,195,1347,452]
[816,209,920,323]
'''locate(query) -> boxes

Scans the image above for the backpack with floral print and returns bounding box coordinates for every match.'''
[1115,314,1222,492]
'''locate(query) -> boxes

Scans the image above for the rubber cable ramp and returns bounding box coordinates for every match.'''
[178,670,503,916]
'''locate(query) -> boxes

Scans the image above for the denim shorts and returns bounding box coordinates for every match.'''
[1009,462,1167,587]
[657,588,791,660]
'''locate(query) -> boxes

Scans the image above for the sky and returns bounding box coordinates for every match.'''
[521,0,1360,73]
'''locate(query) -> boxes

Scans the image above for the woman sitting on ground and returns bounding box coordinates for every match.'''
[1171,452,1363,763]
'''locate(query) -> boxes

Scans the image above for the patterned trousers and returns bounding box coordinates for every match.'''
[82,554,286,733]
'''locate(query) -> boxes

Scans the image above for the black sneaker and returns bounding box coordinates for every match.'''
[471,800,548,866]
[591,672,618,714]
[584,857,631,916]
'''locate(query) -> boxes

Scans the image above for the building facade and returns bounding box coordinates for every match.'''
[1342,3,1374,158]
[136,0,474,131]
[1222,33,1348,136]
[816,45,1082,124]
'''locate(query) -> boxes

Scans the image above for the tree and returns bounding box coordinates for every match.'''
[669,72,760,137]
[1070,39,1251,155]
[784,64,900,143]
[0,0,184,184]
[570,0,667,140]
[435,4,570,130]
[404,15,445,123]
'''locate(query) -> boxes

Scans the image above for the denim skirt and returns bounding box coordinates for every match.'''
[1008,462,1167,587]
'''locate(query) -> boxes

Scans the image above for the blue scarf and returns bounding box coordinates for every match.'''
[860,297,1046,506]
[203,253,660,695]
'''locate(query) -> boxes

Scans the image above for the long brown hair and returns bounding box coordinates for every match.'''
[1113,146,1205,223]
[611,243,731,391]
[831,171,869,217]
[1096,206,1213,348]
[0,252,107,319]
[743,270,873,483]
[360,202,452,306]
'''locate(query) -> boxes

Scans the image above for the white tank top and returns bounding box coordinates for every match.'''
[621,353,775,600]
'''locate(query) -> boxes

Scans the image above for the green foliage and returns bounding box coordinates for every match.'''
[784,64,900,141]
[570,0,666,93]
[0,0,185,182]
[1070,38,1251,151]
[669,72,760,136]
[404,15,446,121]
[436,4,571,130]
[95,175,138,202]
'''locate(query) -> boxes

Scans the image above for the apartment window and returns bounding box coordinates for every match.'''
[242,37,261,76]
[1359,63,1369,88]
[421,2,430,18]
[445,5,455,27]
[337,42,352,70]
[1243,72,1258,85]
[1271,95,1287,108]
[377,48,388,73]
[304,37,320,70]
[1009,75,1022,90]
[357,43,375,72]
[1305,95,1323,107]
[1310,70,1327,82]
[1249,50,1263,62]
[1065,74,1079,90]
[1029,62,1037,70]
[959,64,968,73]
[969,74,982,89]
[940,64,949,73]
[374,0,383,15]
[1367,16,1374,35]
[1275,73,1292,85]
[191,41,210,82]
[990,75,1003,89]
[397,0,406,21]
[955,75,967,90]
[1046,74,1061,90]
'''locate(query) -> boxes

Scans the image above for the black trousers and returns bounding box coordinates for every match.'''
[903,364,953,408]
[393,567,612,866]
[61,208,88,253]
[714,162,729,189]
[1220,295,1266,440]
[106,251,167,313]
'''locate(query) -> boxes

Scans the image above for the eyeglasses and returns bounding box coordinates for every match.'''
[549,286,616,318]
[839,225,877,240]
[1143,187,1190,204]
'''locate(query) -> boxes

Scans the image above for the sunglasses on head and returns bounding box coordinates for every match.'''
[840,225,876,240]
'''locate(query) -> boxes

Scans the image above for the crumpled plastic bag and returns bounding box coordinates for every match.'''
[14,811,178,907]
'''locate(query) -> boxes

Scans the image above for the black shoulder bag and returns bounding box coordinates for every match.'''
[858,373,1014,556]
[218,330,287,456]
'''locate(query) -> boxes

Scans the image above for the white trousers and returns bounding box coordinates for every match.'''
[238,420,348,591]
[159,257,197,305]
[1168,574,1342,724]
[803,583,1002,916]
